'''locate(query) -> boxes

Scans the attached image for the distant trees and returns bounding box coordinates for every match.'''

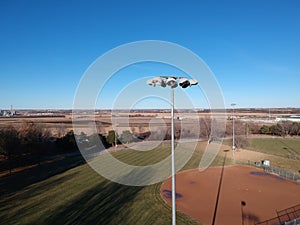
[1,118,299,174]
[55,130,78,152]
[0,122,77,173]
[234,136,248,149]
[107,130,118,146]
[259,122,300,136]
[0,122,54,173]
[200,117,211,139]
[120,130,134,144]
[247,123,260,135]
[291,122,300,136]
[0,126,20,174]
[55,125,66,138]
[88,133,110,149]
[226,120,300,137]
[19,122,51,163]
[270,124,283,136]
[260,125,270,134]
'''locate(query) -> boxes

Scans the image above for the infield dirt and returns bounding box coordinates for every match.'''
[161,165,300,225]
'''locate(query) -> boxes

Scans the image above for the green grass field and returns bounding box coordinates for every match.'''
[223,137,300,172]
[1,138,298,225]
[247,137,300,158]
[1,143,213,225]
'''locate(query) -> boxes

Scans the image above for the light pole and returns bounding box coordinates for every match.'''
[147,76,198,225]
[231,103,236,154]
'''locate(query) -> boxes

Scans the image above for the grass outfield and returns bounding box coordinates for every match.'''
[247,137,300,157]
[1,139,299,224]
[2,142,225,225]
[223,137,300,172]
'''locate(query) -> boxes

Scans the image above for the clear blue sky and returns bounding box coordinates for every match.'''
[0,0,299,109]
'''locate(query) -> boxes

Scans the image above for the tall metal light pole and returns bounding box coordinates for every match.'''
[231,103,236,154]
[147,76,198,225]
[170,86,176,225]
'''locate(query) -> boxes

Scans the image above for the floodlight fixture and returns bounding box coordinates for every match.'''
[146,76,165,87]
[178,78,190,88]
[160,79,167,87]
[147,76,198,89]
[166,77,178,88]
[189,79,198,86]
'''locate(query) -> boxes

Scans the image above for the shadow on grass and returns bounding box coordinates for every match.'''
[44,181,144,225]
[42,167,155,225]
[0,171,81,216]
[0,155,85,197]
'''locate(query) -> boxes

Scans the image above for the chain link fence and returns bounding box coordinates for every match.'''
[264,166,300,182]
[232,159,300,182]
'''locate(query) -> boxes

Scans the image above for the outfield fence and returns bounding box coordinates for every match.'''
[264,166,300,182]
[232,159,300,182]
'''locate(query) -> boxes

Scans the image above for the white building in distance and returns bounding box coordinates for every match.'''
[275,115,300,122]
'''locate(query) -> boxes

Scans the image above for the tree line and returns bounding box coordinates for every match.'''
[0,122,142,174]
[1,119,299,174]
[0,122,79,174]
[259,121,300,136]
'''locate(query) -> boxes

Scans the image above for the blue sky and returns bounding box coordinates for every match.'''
[0,0,299,109]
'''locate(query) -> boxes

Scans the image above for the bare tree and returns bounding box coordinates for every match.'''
[234,136,248,149]
[200,117,211,139]
[291,122,300,136]
[248,122,260,135]
[234,120,246,136]
[55,125,66,138]
[281,121,291,136]
[96,122,106,135]
[18,121,50,164]
[0,126,20,175]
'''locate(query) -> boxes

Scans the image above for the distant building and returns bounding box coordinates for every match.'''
[0,107,16,117]
[3,110,11,117]
[275,115,300,122]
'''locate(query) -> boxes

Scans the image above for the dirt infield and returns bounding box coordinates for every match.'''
[161,165,300,225]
